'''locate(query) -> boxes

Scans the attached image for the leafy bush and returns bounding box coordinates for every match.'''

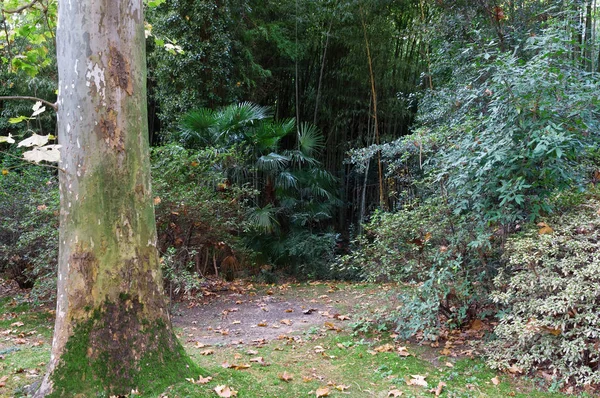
[488,195,600,386]
[176,103,341,278]
[337,198,494,339]
[0,164,58,302]
[151,144,254,292]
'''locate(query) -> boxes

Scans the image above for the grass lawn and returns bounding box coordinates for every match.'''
[0,284,585,397]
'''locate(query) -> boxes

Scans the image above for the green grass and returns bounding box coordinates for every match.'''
[0,290,585,398]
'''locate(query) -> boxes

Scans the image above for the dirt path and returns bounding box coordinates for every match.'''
[172,282,388,346]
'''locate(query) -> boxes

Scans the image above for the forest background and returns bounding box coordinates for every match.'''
[2,0,600,389]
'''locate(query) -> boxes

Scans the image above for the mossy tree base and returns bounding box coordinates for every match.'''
[45,296,198,397]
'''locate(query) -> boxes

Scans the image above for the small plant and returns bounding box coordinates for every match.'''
[487,195,600,387]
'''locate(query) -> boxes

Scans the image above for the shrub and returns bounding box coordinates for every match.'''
[488,195,600,387]
[151,144,254,293]
[337,198,495,339]
[0,165,58,302]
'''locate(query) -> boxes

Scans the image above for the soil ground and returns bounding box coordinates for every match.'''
[171,281,391,346]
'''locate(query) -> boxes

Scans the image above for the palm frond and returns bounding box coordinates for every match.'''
[217,102,272,133]
[275,171,298,190]
[297,123,324,156]
[178,108,219,147]
[246,204,279,233]
[284,149,319,168]
[256,153,289,172]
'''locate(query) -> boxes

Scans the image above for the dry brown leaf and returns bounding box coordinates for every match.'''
[186,375,212,385]
[315,386,330,397]
[406,374,428,387]
[444,362,454,368]
[439,348,451,356]
[257,321,268,327]
[335,384,350,391]
[303,376,314,382]
[336,315,350,321]
[469,319,484,331]
[324,322,336,330]
[279,371,293,382]
[429,381,446,396]
[397,346,411,357]
[491,376,500,386]
[227,363,250,370]
[507,365,523,374]
[246,349,258,355]
[200,349,214,356]
[280,319,292,326]
[285,308,293,313]
[10,321,24,327]
[214,385,238,397]
[388,389,403,397]
[314,346,326,353]
[14,338,27,345]
[537,222,554,235]
[249,357,268,366]
[374,343,395,353]
[195,342,208,348]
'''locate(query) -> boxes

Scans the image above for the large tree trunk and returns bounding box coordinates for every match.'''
[35,0,194,396]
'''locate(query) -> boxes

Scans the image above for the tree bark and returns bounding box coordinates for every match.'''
[35,0,193,396]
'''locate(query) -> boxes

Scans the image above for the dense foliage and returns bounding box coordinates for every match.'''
[3,0,600,390]
[0,163,58,301]
[488,194,600,387]
[176,102,340,279]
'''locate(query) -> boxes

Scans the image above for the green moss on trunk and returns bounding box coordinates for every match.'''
[48,296,198,397]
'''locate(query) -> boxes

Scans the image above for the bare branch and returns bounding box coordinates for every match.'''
[2,0,39,14]
[0,96,57,111]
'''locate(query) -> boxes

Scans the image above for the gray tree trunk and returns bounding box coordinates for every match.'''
[35,0,193,396]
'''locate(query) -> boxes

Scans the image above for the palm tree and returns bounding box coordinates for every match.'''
[177,102,340,270]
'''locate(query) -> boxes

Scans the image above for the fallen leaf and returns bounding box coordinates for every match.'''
[314,346,326,353]
[153,197,161,205]
[249,357,268,366]
[223,363,250,370]
[200,349,214,356]
[279,371,293,382]
[303,376,314,382]
[280,319,292,326]
[375,343,395,353]
[444,362,454,368]
[246,350,258,355]
[406,374,428,387]
[316,386,330,397]
[537,222,553,235]
[507,365,523,374]
[469,319,484,331]
[214,385,237,397]
[336,315,350,321]
[257,321,268,327]
[335,384,350,391]
[285,308,293,313]
[388,389,403,397]
[397,346,411,357]
[324,322,336,330]
[429,381,446,396]
[439,348,451,356]
[186,375,213,384]
[491,376,500,386]
[10,322,24,327]
[14,338,27,344]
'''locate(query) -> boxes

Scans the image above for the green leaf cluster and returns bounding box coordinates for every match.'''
[488,193,600,387]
